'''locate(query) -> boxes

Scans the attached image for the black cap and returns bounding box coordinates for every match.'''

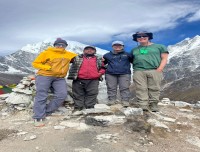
[132,31,153,41]
[84,46,96,51]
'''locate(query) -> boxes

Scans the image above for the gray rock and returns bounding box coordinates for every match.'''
[186,136,200,148]
[94,104,110,110]
[147,119,170,131]
[82,108,113,115]
[85,115,126,127]
[6,92,32,105]
[96,133,119,143]
[174,101,192,108]
[122,107,143,116]
[0,94,10,100]
[23,135,37,141]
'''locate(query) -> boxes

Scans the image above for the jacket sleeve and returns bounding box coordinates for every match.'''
[98,60,106,75]
[32,52,51,71]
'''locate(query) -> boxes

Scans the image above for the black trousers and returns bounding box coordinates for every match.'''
[72,79,99,109]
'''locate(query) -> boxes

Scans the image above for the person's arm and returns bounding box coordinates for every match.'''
[32,52,51,71]
[156,53,168,72]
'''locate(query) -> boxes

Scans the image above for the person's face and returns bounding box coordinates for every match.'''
[112,44,124,52]
[84,48,96,54]
[136,34,149,43]
[54,43,67,49]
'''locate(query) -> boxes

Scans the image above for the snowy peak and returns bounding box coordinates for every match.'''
[168,35,200,60]
[21,40,108,56]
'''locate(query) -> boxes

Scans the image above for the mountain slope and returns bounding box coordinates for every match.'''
[0,40,108,74]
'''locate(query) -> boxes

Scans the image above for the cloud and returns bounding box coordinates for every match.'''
[187,9,200,22]
[0,0,200,54]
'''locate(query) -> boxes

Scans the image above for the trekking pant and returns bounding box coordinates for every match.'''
[33,75,67,119]
[105,74,131,101]
[133,70,163,106]
[72,79,99,109]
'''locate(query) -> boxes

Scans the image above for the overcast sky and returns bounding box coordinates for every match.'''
[0,0,200,55]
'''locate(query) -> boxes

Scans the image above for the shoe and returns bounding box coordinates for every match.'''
[149,102,159,112]
[34,119,45,127]
[72,107,83,116]
[107,100,116,106]
[131,102,150,111]
[121,101,130,107]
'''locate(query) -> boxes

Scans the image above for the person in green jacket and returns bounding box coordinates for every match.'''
[131,31,169,112]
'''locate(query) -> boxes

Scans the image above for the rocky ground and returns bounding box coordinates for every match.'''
[1,76,200,152]
[1,97,200,152]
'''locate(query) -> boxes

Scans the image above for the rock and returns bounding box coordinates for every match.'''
[174,101,191,108]
[186,136,200,148]
[96,133,119,143]
[153,113,176,122]
[22,80,31,86]
[85,115,126,127]
[54,125,65,130]
[74,148,92,152]
[17,131,28,136]
[0,99,6,104]
[82,108,113,115]
[12,88,33,95]
[6,92,32,105]
[179,109,193,113]
[122,107,143,116]
[59,121,89,130]
[94,104,110,110]
[125,116,151,133]
[0,94,10,100]
[147,119,170,131]
[23,135,37,141]
[16,83,25,89]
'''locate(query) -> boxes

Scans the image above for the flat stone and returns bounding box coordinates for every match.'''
[122,107,143,116]
[59,121,89,130]
[179,109,193,113]
[12,88,32,95]
[82,108,113,115]
[6,92,32,105]
[94,104,110,110]
[74,148,92,152]
[174,101,191,108]
[23,135,37,141]
[54,125,65,130]
[16,84,25,89]
[0,94,10,100]
[186,136,200,148]
[147,119,170,131]
[96,133,119,143]
[17,131,28,136]
[153,113,176,122]
[85,115,126,127]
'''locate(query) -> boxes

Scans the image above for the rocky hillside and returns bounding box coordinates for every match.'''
[162,35,200,101]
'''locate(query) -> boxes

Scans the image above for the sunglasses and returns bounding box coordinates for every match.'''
[55,43,67,48]
[136,35,149,38]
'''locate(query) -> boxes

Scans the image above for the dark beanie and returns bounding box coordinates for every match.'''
[53,38,68,46]
[84,46,96,51]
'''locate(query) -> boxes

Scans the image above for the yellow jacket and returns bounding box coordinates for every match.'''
[32,47,77,77]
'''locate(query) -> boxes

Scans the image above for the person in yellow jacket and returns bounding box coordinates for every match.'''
[32,38,77,127]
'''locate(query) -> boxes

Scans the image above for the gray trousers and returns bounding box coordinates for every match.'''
[105,74,131,101]
[133,70,163,106]
[72,79,99,108]
[33,75,67,119]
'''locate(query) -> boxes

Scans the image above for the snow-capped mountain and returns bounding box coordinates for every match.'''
[164,35,200,83]
[162,35,200,101]
[0,40,108,74]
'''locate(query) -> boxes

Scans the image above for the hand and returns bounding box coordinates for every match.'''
[102,57,105,62]
[156,68,163,72]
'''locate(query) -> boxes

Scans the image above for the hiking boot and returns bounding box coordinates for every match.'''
[72,107,83,116]
[34,119,45,127]
[107,100,116,106]
[149,102,159,112]
[130,102,150,111]
[121,101,130,107]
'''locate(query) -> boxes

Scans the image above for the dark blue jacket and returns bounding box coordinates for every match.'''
[103,50,133,74]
